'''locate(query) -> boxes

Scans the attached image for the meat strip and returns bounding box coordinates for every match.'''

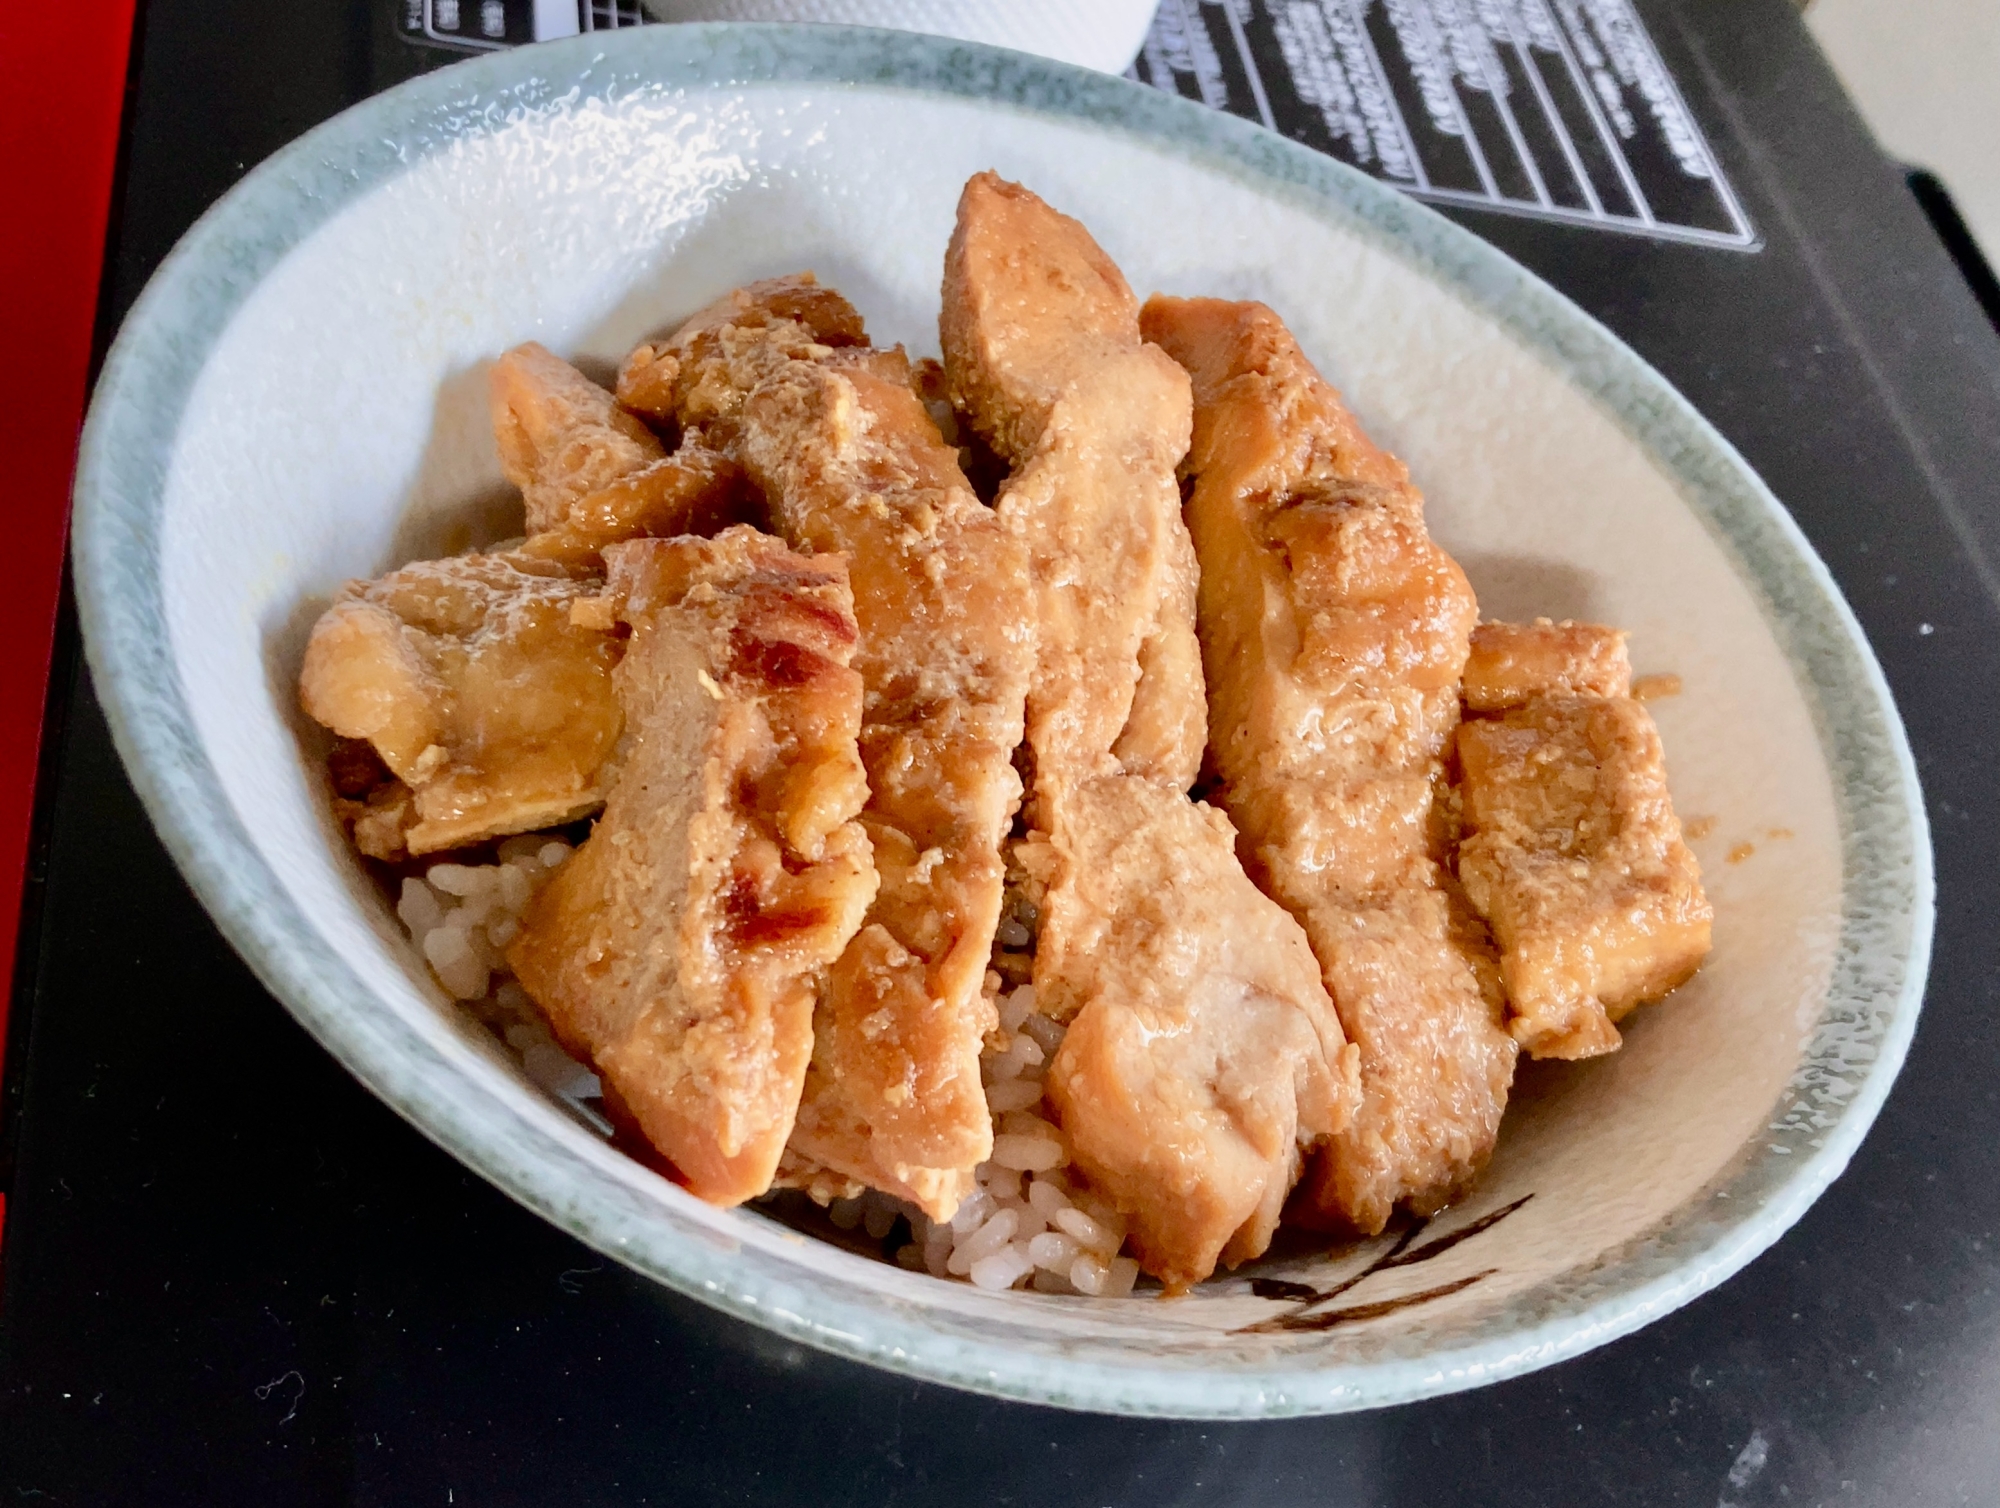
[299,550,623,857]
[945,175,1356,1288]
[940,172,1204,802]
[1456,620,1713,1058]
[507,527,877,1204]
[491,340,758,565]
[649,274,1035,1220]
[1142,293,1516,1236]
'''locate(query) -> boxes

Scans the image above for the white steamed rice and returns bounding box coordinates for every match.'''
[395,837,602,1111]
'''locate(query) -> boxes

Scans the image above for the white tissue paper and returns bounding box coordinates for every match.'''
[638,0,1159,76]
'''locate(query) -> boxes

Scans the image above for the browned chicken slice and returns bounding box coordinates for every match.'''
[1037,779,1353,1290]
[615,271,868,429]
[1113,516,1206,788]
[943,175,1355,1284]
[308,345,750,860]
[491,340,759,564]
[507,528,877,1205]
[1457,621,1713,1059]
[515,441,758,566]
[941,171,1204,800]
[492,341,669,533]
[1142,294,1517,1236]
[298,550,623,857]
[654,274,1035,1220]
[1462,617,1633,711]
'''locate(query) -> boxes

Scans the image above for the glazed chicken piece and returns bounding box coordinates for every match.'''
[514,441,758,565]
[491,341,758,563]
[492,341,671,533]
[1141,294,1517,1236]
[306,345,752,859]
[1037,781,1352,1290]
[615,272,868,431]
[1461,617,1633,711]
[322,737,414,860]
[655,274,1035,1220]
[298,550,623,857]
[944,174,1356,1286]
[1456,620,1713,1059]
[940,171,1204,799]
[507,528,877,1205]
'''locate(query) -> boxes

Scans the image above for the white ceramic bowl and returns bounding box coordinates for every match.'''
[71,24,1932,1417]
[636,0,1158,75]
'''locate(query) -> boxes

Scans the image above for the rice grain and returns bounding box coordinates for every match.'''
[990,1135,1064,1173]
[969,1246,1035,1291]
[1026,1178,1071,1221]
[1053,1206,1119,1254]
[397,877,444,936]
[949,1208,1020,1273]
[1027,1231,1079,1270]
[983,1078,1045,1113]
[1070,1252,1110,1295]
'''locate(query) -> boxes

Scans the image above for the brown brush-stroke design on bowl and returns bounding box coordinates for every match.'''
[1237,1195,1533,1333]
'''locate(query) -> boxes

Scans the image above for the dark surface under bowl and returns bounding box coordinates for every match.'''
[4,0,1999,1500]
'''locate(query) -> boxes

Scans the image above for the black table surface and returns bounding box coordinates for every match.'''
[7,1,2000,1501]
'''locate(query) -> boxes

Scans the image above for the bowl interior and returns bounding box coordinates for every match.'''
[78,30,1927,1416]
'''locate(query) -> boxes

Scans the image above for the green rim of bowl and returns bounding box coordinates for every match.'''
[70,22,1933,1418]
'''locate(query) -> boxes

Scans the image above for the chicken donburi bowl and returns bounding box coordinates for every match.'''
[76,28,1921,1415]
[301,174,1716,1303]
